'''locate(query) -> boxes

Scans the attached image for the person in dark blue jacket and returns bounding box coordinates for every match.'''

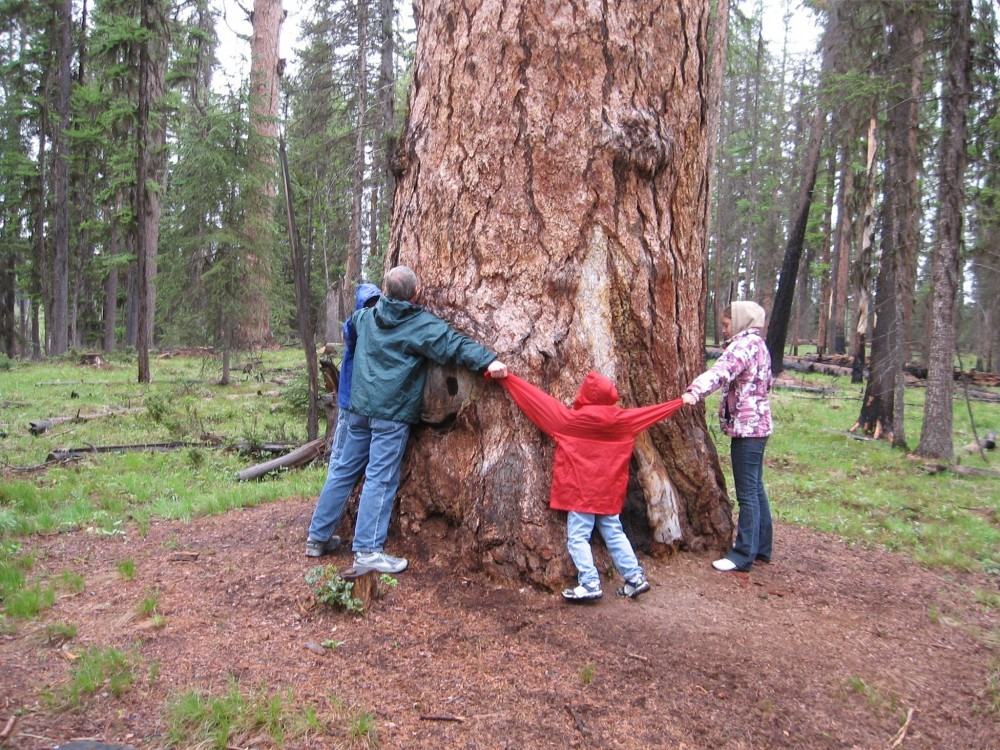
[306,266,509,573]
[305,282,381,558]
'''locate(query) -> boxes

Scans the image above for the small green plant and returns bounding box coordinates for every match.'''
[379,574,398,588]
[322,639,346,649]
[44,622,77,644]
[974,588,1000,611]
[116,559,137,580]
[149,659,161,685]
[0,353,12,371]
[306,565,364,614]
[137,589,160,617]
[62,646,137,708]
[579,664,596,685]
[57,569,85,594]
[983,656,1000,717]
[151,614,167,629]
[186,447,206,469]
[347,710,378,743]
[144,394,174,425]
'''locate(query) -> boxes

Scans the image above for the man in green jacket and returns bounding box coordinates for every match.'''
[306,265,509,573]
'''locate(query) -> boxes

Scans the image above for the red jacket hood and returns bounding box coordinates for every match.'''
[573,371,620,409]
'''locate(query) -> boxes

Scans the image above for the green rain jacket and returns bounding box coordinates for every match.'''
[348,296,497,424]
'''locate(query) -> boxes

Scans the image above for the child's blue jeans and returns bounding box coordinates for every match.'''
[566,511,644,588]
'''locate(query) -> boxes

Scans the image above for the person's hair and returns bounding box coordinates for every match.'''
[384,266,418,300]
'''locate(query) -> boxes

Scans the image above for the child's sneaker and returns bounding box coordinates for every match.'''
[562,582,603,601]
[617,576,651,599]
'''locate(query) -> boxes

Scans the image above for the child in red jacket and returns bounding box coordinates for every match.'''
[493,371,683,600]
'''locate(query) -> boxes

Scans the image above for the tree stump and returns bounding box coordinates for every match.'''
[341,567,380,610]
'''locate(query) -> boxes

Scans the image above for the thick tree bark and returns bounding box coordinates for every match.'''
[915,0,971,461]
[387,0,729,588]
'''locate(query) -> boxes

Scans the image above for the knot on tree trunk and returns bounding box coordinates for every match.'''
[421,362,484,426]
[605,109,672,178]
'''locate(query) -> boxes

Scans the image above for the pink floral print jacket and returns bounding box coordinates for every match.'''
[686,329,773,438]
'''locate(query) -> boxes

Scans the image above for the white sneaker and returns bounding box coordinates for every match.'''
[712,558,738,571]
[354,551,408,574]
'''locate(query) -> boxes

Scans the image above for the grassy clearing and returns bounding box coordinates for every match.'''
[699,371,1000,574]
[1,350,997,582]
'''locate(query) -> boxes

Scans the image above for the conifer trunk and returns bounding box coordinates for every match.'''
[387,0,730,587]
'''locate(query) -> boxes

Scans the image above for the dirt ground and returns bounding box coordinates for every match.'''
[1,497,997,750]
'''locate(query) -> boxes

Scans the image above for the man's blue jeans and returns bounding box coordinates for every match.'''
[727,436,772,570]
[308,410,411,554]
[566,511,644,587]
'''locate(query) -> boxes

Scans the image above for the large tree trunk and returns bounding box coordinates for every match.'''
[387,0,729,588]
[915,0,971,461]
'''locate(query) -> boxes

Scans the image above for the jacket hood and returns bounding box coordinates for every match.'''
[372,295,423,329]
[573,371,620,409]
[729,301,766,337]
[354,283,381,311]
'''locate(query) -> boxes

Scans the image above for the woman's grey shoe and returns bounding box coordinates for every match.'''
[305,536,342,557]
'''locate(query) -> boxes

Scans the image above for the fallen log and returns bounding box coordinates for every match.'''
[235,437,327,481]
[921,463,1000,479]
[46,440,218,462]
[29,407,145,435]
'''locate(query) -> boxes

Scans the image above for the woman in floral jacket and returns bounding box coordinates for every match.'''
[682,301,774,572]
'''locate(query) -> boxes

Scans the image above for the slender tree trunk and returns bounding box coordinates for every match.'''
[242,0,283,348]
[855,7,925,445]
[103,195,123,352]
[342,0,369,316]
[915,0,971,460]
[706,0,729,345]
[136,0,166,382]
[50,0,73,355]
[765,25,834,373]
[377,0,396,256]
[280,138,320,440]
[388,0,728,587]
[826,144,853,355]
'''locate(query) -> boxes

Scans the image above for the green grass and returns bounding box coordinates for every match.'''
[60,645,137,709]
[165,678,329,749]
[137,588,160,617]
[116,558,137,580]
[699,371,1000,574]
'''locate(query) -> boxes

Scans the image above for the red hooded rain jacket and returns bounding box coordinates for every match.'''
[495,372,683,516]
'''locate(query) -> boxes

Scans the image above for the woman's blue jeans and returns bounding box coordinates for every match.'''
[566,511,644,587]
[308,410,410,554]
[727,436,772,570]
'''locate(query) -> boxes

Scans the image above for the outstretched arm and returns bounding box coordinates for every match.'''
[488,372,570,437]
[620,398,686,435]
